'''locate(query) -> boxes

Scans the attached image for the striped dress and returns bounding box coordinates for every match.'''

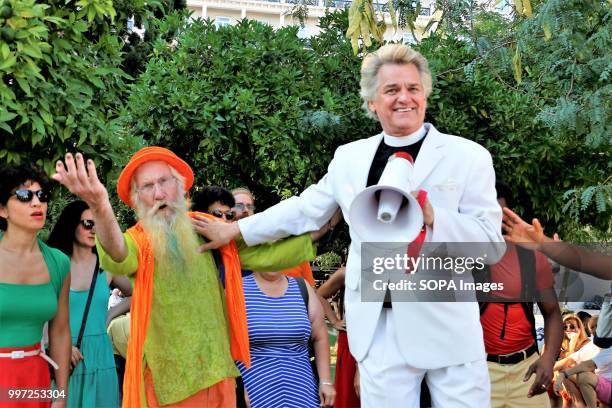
[236,274,319,408]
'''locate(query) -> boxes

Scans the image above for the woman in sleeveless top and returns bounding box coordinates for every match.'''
[0,164,71,408]
[236,271,336,407]
[48,200,131,407]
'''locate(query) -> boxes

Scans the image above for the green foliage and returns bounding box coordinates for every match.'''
[3,1,608,243]
[0,0,182,175]
[314,251,342,271]
[123,15,376,211]
[123,4,609,243]
[1,0,121,173]
[474,0,611,237]
[0,0,182,230]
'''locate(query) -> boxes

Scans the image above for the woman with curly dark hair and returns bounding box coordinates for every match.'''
[0,164,71,407]
[48,200,131,408]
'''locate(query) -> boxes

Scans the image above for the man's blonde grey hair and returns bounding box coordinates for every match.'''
[360,43,433,120]
[231,187,253,200]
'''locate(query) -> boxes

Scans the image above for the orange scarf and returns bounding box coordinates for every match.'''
[122,212,250,408]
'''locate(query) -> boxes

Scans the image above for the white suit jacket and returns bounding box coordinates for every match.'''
[239,123,505,368]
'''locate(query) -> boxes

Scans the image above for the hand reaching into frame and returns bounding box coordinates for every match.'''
[501,207,549,250]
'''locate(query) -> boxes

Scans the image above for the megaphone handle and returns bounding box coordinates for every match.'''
[406,190,428,274]
[416,189,428,210]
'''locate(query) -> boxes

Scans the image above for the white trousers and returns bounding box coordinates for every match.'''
[358,309,491,408]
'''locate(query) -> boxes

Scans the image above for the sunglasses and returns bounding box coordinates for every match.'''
[79,219,95,230]
[210,209,235,221]
[564,324,576,330]
[13,189,50,203]
[234,203,255,212]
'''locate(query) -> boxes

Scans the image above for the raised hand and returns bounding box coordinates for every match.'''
[502,207,547,250]
[51,153,109,209]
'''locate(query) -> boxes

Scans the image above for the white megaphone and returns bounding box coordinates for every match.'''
[348,152,424,243]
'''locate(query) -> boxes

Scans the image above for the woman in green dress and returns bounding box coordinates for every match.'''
[0,164,71,408]
[48,200,131,408]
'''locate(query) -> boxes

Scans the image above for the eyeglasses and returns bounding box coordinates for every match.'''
[137,177,177,196]
[564,324,576,330]
[13,189,50,203]
[209,209,235,221]
[79,219,95,230]
[233,203,255,212]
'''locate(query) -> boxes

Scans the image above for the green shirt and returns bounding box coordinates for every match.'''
[97,232,314,405]
[0,234,70,347]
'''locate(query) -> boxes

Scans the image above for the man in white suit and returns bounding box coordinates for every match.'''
[198,44,505,407]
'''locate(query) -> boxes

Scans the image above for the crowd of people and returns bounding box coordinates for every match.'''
[0,42,610,408]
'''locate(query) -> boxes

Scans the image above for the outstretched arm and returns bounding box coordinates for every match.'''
[52,153,127,262]
[503,207,612,280]
[235,234,316,272]
[195,149,343,251]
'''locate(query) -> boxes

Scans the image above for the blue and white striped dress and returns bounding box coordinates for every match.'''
[236,274,319,408]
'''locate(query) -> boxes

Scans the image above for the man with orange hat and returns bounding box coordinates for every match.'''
[52,148,317,407]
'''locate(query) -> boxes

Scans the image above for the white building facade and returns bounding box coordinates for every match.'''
[186,0,439,42]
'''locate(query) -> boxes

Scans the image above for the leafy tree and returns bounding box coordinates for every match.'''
[123,16,375,212]
[123,5,609,243]
[461,0,611,237]
[0,0,183,175]
[356,0,611,238]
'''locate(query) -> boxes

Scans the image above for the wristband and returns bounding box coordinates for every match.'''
[320,380,333,386]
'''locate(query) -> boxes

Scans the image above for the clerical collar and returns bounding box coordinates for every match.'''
[383,125,427,147]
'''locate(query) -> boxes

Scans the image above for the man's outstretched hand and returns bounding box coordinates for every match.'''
[192,215,241,252]
[51,152,109,209]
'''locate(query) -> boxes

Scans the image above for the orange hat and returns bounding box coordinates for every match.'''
[117,146,194,208]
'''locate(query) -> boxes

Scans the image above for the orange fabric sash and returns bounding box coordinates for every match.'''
[122,212,250,408]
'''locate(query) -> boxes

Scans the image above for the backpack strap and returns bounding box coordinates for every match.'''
[476,247,539,346]
[517,246,538,346]
[520,302,538,348]
[295,277,317,371]
[474,264,492,314]
[296,277,309,309]
[517,246,537,300]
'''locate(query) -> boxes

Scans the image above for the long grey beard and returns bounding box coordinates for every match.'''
[136,198,199,274]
